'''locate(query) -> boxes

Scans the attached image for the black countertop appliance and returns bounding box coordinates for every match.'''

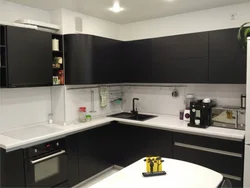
[188,100,216,128]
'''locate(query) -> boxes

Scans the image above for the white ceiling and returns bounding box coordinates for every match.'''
[6,0,250,24]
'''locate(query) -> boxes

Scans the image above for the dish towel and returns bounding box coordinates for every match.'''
[100,86,108,108]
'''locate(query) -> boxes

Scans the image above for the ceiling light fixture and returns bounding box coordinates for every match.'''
[165,0,175,2]
[109,2,124,13]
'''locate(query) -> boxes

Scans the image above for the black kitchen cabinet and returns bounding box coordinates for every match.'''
[78,125,113,181]
[7,26,52,87]
[64,34,93,84]
[209,28,246,84]
[93,36,122,84]
[66,135,80,187]
[0,149,25,187]
[65,34,122,85]
[122,39,152,83]
[152,32,209,83]
[173,132,244,187]
[114,123,173,167]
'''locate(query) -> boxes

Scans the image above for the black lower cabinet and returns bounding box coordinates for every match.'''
[173,133,244,188]
[78,125,113,181]
[0,149,25,187]
[66,135,80,187]
[114,123,173,167]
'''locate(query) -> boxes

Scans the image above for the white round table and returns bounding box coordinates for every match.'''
[90,158,223,188]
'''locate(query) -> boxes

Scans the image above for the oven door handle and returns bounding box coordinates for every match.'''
[30,150,66,164]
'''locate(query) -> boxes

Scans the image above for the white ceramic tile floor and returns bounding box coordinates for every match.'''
[77,168,120,188]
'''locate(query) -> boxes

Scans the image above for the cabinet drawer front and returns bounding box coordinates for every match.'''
[174,133,244,153]
[173,143,243,177]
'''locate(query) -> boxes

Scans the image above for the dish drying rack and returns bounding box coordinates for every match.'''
[109,88,123,104]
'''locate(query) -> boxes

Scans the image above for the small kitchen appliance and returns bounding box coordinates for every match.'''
[188,100,216,128]
[212,106,245,130]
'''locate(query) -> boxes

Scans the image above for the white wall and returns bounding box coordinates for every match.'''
[119,2,250,41]
[123,84,246,116]
[0,0,51,23]
[60,9,120,40]
[0,87,52,132]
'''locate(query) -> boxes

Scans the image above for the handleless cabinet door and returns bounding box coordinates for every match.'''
[65,34,94,84]
[209,28,246,83]
[7,26,52,87]
[93,36,122,84]
[152,32,209,83]
[122,39,152,83]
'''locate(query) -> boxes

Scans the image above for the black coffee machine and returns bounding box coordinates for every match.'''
[188,100,216,128]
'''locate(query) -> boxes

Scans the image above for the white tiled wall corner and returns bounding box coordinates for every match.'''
[65,86,122,124]
[0,87,52,132]
[123,84,246,116]
[51,86,66,125]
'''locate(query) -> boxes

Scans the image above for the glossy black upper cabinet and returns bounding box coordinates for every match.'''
[122,39,152,83]
[152,32,209,83]
[65,34,122,85]
[7,26,52,87]
[209,28,246,84]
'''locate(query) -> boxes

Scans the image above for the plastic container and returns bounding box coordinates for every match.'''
[79,107,86,122]
[86,114,92,122]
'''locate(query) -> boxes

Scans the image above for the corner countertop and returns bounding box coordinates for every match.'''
[0,113,245,152]
[89,158,223,188]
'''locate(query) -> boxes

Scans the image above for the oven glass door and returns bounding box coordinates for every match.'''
[25,150,67,188]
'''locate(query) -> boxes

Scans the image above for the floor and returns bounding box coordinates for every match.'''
[77,168,120,188]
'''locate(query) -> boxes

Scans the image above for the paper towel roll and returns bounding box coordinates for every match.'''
[52,39,59,51]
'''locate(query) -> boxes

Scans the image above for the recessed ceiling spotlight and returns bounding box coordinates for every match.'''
[165,0,175,2]
[109,2,124,13]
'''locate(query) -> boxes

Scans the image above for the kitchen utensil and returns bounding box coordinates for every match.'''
[90,90,96,113]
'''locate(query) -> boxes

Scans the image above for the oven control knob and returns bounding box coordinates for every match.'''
[34,149,37,153]
[56,142,59,146]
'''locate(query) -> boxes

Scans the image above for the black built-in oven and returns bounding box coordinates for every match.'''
[24,139,67,187]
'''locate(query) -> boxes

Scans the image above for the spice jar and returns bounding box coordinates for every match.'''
[79,107,86,122]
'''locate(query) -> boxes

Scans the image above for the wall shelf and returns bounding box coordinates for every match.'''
[52,34,64,86]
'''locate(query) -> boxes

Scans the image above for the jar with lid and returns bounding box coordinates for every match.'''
[79,107,86,122]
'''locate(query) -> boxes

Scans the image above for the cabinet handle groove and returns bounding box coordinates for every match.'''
[174,142,242,158]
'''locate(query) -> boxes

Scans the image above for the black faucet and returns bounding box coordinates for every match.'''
[131,98,139,115]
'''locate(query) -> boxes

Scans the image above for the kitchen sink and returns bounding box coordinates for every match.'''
[108,112,157,121]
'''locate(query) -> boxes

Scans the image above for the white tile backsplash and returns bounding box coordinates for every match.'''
[65,86,122,124]
[123,84,246,116]
[0,87,52,131]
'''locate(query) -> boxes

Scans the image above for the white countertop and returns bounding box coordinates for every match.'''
[89,158,223,188]
[0,113,245,151]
